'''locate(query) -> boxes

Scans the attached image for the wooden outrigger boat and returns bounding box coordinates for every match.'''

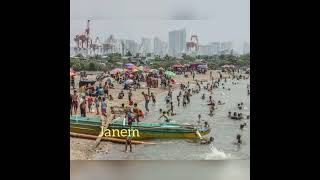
[70,115,211,140]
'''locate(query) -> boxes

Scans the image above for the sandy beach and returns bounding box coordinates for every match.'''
[70,70,247,160]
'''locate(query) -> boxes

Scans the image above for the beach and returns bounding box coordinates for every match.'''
[70,70,249,160]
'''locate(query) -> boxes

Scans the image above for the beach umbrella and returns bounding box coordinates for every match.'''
[124,63,136,69]
[110,68,123,74]
[165,71,176,77]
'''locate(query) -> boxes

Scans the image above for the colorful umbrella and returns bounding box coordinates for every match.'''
[124,63,136,69]
[165,71,176,77]
[110,68,123,74]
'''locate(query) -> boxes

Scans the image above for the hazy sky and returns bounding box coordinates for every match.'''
[70,0,250,51]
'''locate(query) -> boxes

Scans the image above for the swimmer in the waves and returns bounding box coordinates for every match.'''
[218,100,225,105]
[202,94,205,100]
[240,123,247,130]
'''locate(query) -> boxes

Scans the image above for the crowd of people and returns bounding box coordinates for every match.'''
[70,65,250,151]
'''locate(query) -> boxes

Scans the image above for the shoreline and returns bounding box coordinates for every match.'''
[70,70,247,160]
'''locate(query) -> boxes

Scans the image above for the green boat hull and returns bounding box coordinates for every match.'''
[70,116,211,140]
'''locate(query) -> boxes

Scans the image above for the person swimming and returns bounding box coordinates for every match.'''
[218,100,225,105]
[202,94,205,100]
[159,108,163,113]
[240,123,247,130]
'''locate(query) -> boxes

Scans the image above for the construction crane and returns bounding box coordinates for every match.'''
[74,20,92,51]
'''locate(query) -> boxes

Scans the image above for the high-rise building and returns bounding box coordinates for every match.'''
[199,45,213,56]
[169,28,186,57]
[210,42,221,55]
[220,41,233,53]
[124,40,138,55]
[161,41,168,57]
[153,37,162,56]
[243,41,250,54]
[141,38,152,54]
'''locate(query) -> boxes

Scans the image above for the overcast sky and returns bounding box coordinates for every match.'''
[70,0,250,51]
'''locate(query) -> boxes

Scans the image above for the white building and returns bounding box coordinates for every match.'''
[124,40,139,55]
[141,38,152,54]
[169,28,186,57]
[153,37,162,56]
[210,42,221,55]
[220,41,233,53]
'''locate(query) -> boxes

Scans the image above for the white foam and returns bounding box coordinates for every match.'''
[205,144,232,160]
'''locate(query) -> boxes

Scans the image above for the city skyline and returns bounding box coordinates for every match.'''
[70,0,250,52]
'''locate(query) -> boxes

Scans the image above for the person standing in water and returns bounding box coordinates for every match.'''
[133,103,142,125]
[80,98,86,117]
[72,90,79,114]
[236,134,242,144]
[182,94,187,107]
[187,89,192,104]
[150,92,156,105]
[177,95,180,106]
[95,96,100,115]
[87,95,93,113]
[142,92,150,112]
[101,97,107,118]
[170,102,174,114]
[202,94,205,100]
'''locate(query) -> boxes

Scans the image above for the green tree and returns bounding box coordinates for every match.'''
[125,51,132,57]
[88,62,96,71]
